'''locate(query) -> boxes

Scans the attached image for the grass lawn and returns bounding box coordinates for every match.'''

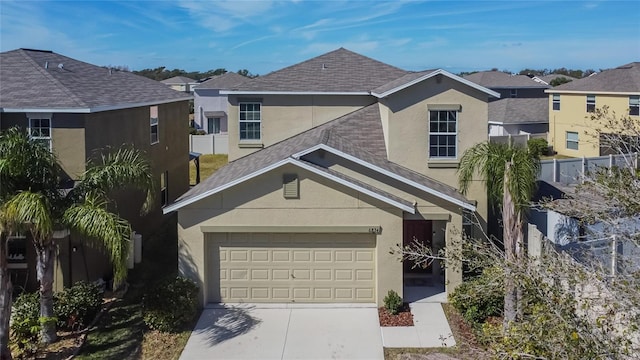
[190,154,228,185]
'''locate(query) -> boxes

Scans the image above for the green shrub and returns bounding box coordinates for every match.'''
[10,292,41,352]
[383,289,403,315]
[54,281,103,330]
[449,266,504,325]
[143,276,199,332]
[528,138,549,158]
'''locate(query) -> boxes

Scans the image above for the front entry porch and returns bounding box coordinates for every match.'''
[402,219,447,303]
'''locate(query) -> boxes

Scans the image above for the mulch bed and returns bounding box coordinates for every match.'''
[379,303,414,326]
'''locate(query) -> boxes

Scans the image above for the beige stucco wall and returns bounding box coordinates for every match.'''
[548,93,640,157]
[379,76,490,223]
[227,95,375,161]
[178,164,411,305]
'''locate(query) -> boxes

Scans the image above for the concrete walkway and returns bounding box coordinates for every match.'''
[179,304,384,360]
[380,284,456,348]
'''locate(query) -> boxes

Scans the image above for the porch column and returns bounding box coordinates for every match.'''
[445,213,463,294]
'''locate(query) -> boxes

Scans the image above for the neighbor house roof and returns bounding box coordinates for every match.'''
[164,104,476,213]
[193,72,249,90]
[547,62,640,94]
[464,71,549,89]
[161,76,196,84]
[489,98,549,124]
[224,48,409,93]
[0,49,191,113]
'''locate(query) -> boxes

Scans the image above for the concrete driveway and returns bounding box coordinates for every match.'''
[179,304,384,360]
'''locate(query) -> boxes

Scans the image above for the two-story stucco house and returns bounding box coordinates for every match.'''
[161,75,196,93]
[191,72,249,154]
[0,48,191,291]
[164,48,499,306]
[464,71,550,136]
[546,62,640,157]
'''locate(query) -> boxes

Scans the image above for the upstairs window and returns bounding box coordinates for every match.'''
[586,95,596,113]
[510,89,518,98]
[29,116,52,149]
[552,94,561,111]
[150,106,159,144]
[429,110,457,158]
[239,102,261,141]
[630,96,639,116]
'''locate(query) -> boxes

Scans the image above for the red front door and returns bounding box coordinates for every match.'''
[403,220,433,273]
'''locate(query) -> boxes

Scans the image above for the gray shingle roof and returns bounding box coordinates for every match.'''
[193,72,249,90]
[489,98,549,124]
[370,70,435,95]
[161,76,195,84]
[228,48,409,92]
[464,71,549,89]
[0,49,191,110]
[172,104,472,209]
[551,62,640,93]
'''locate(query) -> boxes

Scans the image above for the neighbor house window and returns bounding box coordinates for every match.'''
[28,116,52,149]
[630,96,639,116]
[208,117,221,134]
[552,94,561,111]
[7,233,27,269]
[586,95,596,112]
[429,110,457,158]
[510,89,518,98]
[150,106,159,144]
[160,171,168,207]
[566,131,579,150]
[239,102,261,141]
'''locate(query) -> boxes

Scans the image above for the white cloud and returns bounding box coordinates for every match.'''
[178,0,275,32]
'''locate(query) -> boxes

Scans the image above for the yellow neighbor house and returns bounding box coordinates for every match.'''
[546,62,640,157]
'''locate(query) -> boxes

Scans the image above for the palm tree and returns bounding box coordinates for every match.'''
[457,141,540,324]
[1,128,154,344]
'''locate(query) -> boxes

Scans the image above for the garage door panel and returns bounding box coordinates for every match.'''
[209,233,375,303]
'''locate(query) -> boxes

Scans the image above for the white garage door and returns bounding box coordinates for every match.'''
[207,233,376,303]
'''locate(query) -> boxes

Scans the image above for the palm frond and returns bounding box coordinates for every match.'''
[63,195,132,285]
[75,147,155,215]
[2,191,53,241]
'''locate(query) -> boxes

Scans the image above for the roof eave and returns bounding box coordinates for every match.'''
[545,89,640,95]
[163,157,415,214]
[293,144,477,211]
[0,97,192,113]
[220,90,371,96]
[372,69,501,99]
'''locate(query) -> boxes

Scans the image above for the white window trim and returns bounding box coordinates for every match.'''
[27,112,52,150]
[629,96,639,116]
[429,110,458,159]
[552,94,561,111]
[586,95,596,113]
[239,102,262,142]
[566,131,579,150]
[150,113,159,145]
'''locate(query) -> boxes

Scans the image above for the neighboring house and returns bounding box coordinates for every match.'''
[161,75,196,93]
[164,48,500,306]
[0,48,191,291]
[191,72,248,154]
[546,62,640,157]
[464,71,550,136]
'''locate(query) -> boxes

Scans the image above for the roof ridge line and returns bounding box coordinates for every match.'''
[18,50,87,108]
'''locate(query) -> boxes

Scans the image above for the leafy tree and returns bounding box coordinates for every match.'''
[1,128,154,345]
[237,69,259,78]
[549,76,573,87]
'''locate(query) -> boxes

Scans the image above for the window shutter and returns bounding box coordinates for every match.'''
[283,174,299,199]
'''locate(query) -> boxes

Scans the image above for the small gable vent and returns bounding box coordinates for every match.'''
[283,174,299,199]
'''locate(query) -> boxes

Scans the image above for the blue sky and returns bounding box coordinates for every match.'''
[1,1,639,75]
